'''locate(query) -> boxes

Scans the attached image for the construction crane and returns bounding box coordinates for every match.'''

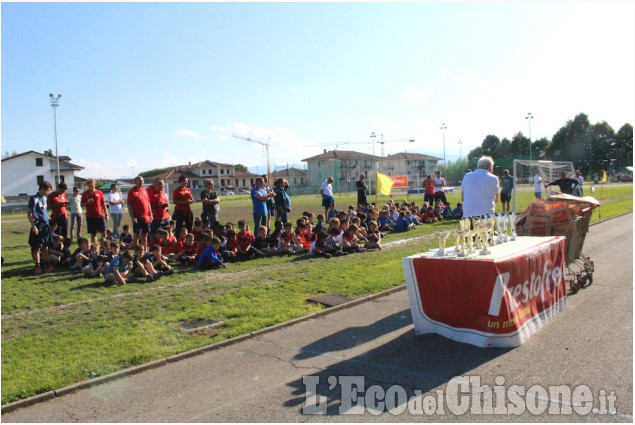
[231,134,271,181]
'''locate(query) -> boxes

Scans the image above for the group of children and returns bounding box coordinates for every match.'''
[39,197,462,284]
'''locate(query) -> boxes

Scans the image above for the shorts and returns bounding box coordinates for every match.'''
[133,220,151,234]
[86,217,107,234]
[322,196,334,209]
[500,192,512,203]
[28,223,53,250]
[535,192,542,199]
[151,219,170,234]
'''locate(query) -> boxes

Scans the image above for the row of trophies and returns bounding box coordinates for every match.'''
[436,213,518,257]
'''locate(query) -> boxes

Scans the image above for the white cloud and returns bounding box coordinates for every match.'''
[173,129,202,143]
[210,122,313,169]
[401,87,433,104]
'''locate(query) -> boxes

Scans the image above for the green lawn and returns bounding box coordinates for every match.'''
[1,185,632,404]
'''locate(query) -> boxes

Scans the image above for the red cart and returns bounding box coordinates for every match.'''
[516,193,600,293]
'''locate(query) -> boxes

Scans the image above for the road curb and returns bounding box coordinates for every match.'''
[1,284,406,415]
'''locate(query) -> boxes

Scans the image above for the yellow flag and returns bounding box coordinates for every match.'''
[376,172,394,196]
[601,170,607,183]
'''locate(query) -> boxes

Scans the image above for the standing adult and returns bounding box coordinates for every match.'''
[499,169,514,214]
[200,179,220,227]
[546,172,580,195]
[422,175,435,206]
[273,178,291,225]
[127,176,152,252]
[47,182,69,239]
[320,177,335,216]
[433,171,448,206]
[68,186,83,243]
[107,184,125,238]
[461,156,499,218]
[574,170,584,196]
[251,177,273,230]
[172,175,194,234]
[356,175,368,207]
[81,179,109,245]
[28,181,54,274]
[262,175,275,230]
[533,171,543,199]
[147,179,170,235]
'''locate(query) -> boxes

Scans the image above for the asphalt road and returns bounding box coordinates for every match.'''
[2,213,632,422]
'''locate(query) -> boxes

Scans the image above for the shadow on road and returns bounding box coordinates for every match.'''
[285,309,511,415]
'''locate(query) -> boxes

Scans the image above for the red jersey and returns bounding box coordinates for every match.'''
[172,186,193,214]
[146,185,169,221]
[236,231,256,251]
[81,189,106,218]
[159,236,177,255]
[181,242,197,256]
[195,242,207,257]
[47,191,67,219]
[278,232,294,244]
[423,179,435,195]
[226,238,238,252]
[301,232,317,251]
[127,186,152,223]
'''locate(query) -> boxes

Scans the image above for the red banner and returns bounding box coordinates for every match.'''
[389,175,408,188]
[403,236,567,347]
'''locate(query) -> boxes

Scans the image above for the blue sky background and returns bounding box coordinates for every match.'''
[1,2,633,179]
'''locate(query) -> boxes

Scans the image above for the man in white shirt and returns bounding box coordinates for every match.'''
[461,156,499,218]
[108,184,125,237]
[574,170,584,196]
[320,177,335,216]
[433,171,448,206]
[534,172,543,199]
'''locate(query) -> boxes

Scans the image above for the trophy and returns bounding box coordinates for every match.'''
[479,221,491,255]
[453,229,462,254]
[488,215,497,246]
[509,212,517,241]
[501,213,509,242]
[456,229,468,257]
[495,215,504,244]
[436,230,451,256]
[467,229,476,254]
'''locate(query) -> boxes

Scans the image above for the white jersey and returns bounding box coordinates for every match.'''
[534,174,543,193]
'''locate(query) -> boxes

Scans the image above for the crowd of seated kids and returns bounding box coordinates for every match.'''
[41,198,459,285]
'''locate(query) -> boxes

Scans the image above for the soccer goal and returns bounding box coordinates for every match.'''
[512,159,575,213]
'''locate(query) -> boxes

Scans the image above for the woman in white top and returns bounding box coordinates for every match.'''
[108,184,125,237]
[67,186,83,242]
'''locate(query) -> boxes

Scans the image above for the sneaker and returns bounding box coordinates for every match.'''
[154,271,163,280]
[163,269,174,276]
[35,266,42,275]
[125,276,137,284]
[146,274,154,283]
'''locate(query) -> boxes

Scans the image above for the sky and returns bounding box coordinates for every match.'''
[1,1,633,179]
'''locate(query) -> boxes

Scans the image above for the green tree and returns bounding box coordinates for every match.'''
[481,135,500,157]
[531,137,549,160]
[614,123,633,168]
[511,132,530,158]
[494,138,512,159]
[466,146,483,161]
[234,164,249,173]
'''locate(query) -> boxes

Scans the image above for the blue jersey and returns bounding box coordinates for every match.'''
[395,217,409,232]
[104,255,130,276]
[198,245,223,268]
[251,187,268,215]
[28,192,49,225]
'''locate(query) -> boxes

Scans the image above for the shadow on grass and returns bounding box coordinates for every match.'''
[284,309,512,415]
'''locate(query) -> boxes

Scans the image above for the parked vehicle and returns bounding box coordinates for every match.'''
[220,190,235,196]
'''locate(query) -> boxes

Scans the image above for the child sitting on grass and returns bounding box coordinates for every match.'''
[342,224,366,253]
[324,226,347,256]
[278,222,303,255]
[236,220,256,261]
[104,250,134,285]
[174,233,198,265]
[254,225,276,257]
[119,224,134,249]
[148,245,174,276]
[198,236,227,269]
[70,237,90,271]
[365,221,382,250]
[224,229,238,261]
[82,243,109,278]
[132,245,158,282]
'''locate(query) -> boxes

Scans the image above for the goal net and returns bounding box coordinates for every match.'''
[512,159,575,213]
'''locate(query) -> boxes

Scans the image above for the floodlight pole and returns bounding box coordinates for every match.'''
[440,123,447,165]
[526,113,534,161]
[50,94,62,186]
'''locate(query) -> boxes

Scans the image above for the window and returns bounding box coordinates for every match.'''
[37,175,44,185]
[202,169,206,175]
[35,158,43,167]
[221,169,224,175]
[60,175,65,183]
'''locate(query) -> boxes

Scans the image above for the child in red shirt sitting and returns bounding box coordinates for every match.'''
[175,233,198,265]
[236,220,256,261]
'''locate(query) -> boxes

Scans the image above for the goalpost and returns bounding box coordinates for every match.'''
[512,159,575,213]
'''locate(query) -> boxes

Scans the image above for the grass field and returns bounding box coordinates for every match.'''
[1,184,632,404]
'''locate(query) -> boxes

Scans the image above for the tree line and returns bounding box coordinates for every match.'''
[465,113,632,176]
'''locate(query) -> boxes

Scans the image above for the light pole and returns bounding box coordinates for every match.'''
[458,139,463,160]
[525,113,534,161]
[49,93,62,186]
[370,132,376,194]
[440,123,447,165]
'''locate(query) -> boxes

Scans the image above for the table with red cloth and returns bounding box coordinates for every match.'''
[402,236,567,348]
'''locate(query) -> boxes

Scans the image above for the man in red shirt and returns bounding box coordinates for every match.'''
[422,175,435,206]
[127,176,152,252]
[81,178,108,245]
[172,175,194,234]
[147,178,170,236]
[47,182,69,239]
